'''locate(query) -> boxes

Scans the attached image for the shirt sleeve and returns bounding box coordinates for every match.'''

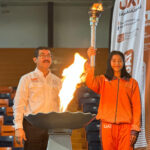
[131,79,141,132]
[85,66,103,94]
[13,76,29,130]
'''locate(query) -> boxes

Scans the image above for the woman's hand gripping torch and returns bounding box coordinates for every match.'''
[87,47,97,66]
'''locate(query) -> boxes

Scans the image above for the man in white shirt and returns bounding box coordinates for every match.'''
[13,47,61,150]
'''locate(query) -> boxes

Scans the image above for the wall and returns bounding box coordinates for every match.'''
[0,3,111,86]
[0,48,35,86]
[54,3,112,48]
[0,5,48,48]
[0,48,108,86]
[0,3,112,48]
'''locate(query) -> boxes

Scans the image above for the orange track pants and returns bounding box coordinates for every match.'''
[100,122,133,150]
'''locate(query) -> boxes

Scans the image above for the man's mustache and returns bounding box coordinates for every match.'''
[43,60,50,63]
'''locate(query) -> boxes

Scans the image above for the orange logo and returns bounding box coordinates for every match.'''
[31,78,38,81]
[120,0,140,10]
[104,124,112,128]
[124,49,134,75]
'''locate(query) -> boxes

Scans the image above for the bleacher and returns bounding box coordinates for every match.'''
[0,86,102,150]
[0,87,23,150]
[77,86,101,150]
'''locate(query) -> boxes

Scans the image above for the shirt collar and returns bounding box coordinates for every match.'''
[112,76,129,81]
[34,67,51,78]
[112,76,120,80]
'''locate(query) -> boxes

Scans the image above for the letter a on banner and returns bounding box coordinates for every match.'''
[111,0,147,148]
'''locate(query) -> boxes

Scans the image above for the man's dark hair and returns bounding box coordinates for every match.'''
[34,47,51,57]
[105,50,131,80]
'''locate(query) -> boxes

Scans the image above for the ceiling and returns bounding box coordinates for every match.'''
[0,0,115,8]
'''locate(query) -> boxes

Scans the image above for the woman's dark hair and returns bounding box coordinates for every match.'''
[105,51,131,80]
[34,47,51,58]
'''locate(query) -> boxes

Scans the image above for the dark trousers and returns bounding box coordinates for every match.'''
[23,118,49,150]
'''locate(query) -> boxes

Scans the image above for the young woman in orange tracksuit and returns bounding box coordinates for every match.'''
[85,48,141,150]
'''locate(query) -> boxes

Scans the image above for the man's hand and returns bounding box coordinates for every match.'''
[87,47,96,58]
[130,130,139,147]
[15,128,27,145]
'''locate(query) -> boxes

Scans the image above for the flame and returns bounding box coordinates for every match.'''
[59,53,87,112]
[91,3,103,11]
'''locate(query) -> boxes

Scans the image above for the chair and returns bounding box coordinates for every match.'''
[8,99,14,107]
[10,87,17,100]
[83,103,98,114]
[4,116,14,125]
[85,120,100,133]
[86,132,100,143]
[79,97,100,106]
[6,107,13,116]
[0,116,4,126]
[88,142,101,150]
[12,148,23,150]
[0,125,15,136]
[77,86,100,100]
[0,93,13,107]
[0,107,6,116]
[0,147,12,150]
[0,136,14,147]
[0,86,12,93]
[0,99,9,108]
[0,93,11,100]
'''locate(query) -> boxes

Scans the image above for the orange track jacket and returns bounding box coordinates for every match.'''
[86,68,141,132]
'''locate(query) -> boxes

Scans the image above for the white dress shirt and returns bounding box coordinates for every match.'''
[13,68,62,129]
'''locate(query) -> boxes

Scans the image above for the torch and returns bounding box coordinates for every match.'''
[89,3,103,67]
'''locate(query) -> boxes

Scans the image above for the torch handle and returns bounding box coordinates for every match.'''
[89,4,103,67]
[90,23,96,67]
[90,56,95,67]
